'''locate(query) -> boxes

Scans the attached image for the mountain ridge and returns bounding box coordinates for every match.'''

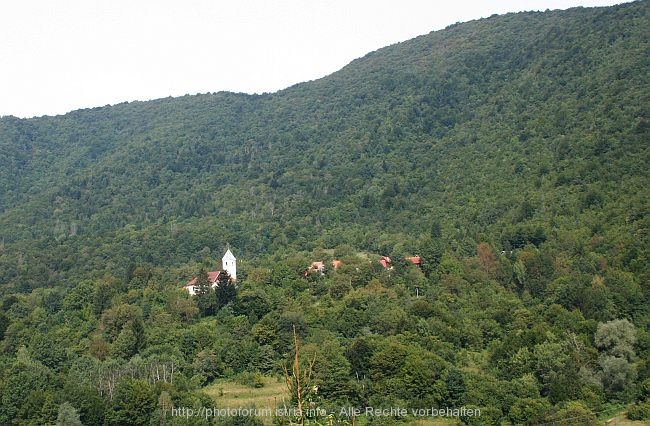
[0,0,647,291]
[0,3,649,425]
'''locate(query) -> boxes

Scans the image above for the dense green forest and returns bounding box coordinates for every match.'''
[0,1,649,425]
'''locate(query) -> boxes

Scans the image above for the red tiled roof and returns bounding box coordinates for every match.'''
[331,260,341,269]
[185,270,221,287]
[406,256,421,265]
[310,261,325,270]
[305,261,325,277]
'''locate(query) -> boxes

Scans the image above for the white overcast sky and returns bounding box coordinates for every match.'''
[0,0,625,118]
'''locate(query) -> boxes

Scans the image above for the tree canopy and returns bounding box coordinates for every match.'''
[0,2,648,424]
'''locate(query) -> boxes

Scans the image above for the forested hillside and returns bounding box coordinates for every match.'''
[0,1,648,425]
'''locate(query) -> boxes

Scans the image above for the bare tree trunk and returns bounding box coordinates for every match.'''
[293,325,304,426]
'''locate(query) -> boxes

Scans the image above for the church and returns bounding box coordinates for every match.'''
[183,249,237,295]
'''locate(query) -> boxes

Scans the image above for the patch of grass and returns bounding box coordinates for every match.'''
[604,412,650,426]
[204,375,289,412]
[204,377,461,425]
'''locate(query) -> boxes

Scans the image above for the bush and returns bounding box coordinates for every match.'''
[540,401,598,426]
[234,371,265,388]
[627,399,650,421]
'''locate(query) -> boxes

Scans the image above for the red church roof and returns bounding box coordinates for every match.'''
[185,271,221,287]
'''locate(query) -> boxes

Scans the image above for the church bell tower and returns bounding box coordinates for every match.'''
[222,248,237,281]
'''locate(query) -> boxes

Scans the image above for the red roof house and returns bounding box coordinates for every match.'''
[405,256,421,266]
[305,261,326,277]
[379,256,393,269]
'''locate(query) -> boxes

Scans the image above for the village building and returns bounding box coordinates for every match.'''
[183,249,237,295]
[406,256,421,266]
[379,256,393,269]
[305,260,342,277]
[379,255,422,269]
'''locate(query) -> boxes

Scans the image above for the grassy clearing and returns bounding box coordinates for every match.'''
[200,378,648,426]
[204,375,289,412]
[603,413,650,425]
[203,377,460,425]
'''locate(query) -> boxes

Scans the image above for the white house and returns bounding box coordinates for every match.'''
[183,249,237,295]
